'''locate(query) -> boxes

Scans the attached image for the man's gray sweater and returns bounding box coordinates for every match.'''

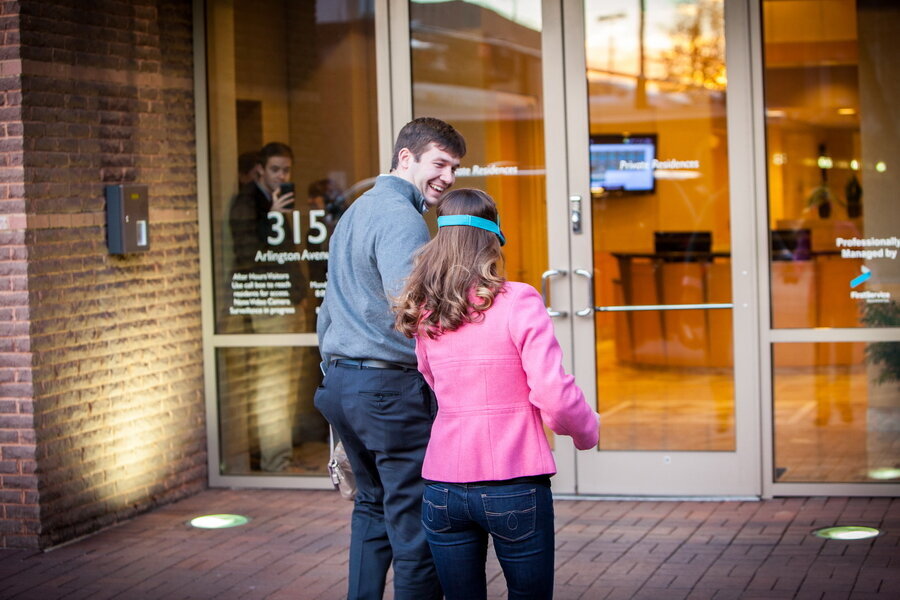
[317,175,430,366]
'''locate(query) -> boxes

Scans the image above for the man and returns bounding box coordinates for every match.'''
[315,117,466,600]
[229,142,308,472]
[237,151,261,186]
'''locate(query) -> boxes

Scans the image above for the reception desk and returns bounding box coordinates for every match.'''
[609,249,863,368]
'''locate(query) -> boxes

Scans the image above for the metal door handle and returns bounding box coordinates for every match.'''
[573,269,594,317]
[540,269,567,318]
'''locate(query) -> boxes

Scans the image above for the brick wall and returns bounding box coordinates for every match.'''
[0,6,40,550]
[0,0,207,548]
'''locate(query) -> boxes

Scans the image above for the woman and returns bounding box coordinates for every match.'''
[394,188,600,600]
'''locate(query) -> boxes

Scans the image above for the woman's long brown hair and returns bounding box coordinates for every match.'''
[394,188,506,339]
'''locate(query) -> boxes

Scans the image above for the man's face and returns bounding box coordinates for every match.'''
[396,143,460,207]
[260,155,292,193]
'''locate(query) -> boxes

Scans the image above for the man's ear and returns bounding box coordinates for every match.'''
[396,147,413,171]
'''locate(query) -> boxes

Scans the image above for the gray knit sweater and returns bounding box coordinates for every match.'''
[317,175,429,366]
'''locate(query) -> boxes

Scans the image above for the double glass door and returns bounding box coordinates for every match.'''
[407,0,759,495]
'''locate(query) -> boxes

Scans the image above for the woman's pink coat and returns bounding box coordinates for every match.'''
[416,282,600,482]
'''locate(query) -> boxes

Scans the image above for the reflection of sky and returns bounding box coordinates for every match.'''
[411,1,721,78]
[586,0,712,77]
[412,0,541,31]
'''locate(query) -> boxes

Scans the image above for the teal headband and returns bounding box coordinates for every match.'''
[437,214,506,246]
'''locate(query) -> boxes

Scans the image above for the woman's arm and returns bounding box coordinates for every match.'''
[508,284,600,450]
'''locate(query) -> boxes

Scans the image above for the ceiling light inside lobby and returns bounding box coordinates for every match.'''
[189,514,249,529]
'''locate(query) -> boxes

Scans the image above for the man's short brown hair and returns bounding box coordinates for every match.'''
[259,141,293,165]
[390,117,466,170]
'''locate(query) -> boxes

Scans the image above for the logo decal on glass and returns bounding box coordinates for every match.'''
[850,265,872,289]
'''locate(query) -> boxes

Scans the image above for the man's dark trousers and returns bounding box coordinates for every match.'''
[314,361,441,600]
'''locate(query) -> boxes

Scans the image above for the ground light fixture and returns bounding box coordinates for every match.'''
[812,526,881,541]
[868,467,900,480]
[189,514,250,529]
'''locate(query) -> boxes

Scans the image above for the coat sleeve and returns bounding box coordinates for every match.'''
[507,285,600,450]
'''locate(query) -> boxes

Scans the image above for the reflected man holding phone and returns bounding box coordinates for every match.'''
[229,141,309,472]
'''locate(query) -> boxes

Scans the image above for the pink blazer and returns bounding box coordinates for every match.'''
[416,281,599,483]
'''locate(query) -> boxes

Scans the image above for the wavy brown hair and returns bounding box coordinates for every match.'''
[394,189,506,339]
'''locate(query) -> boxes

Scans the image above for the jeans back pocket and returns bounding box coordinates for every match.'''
[422,485,452,533]
[481,488,537,542]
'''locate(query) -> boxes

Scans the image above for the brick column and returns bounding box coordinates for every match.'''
[0,1,208,549]
[0,7,39,550]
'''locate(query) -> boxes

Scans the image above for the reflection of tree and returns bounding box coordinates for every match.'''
[658,0,725,91]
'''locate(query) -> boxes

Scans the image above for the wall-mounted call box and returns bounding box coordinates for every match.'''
[105,184,149,254]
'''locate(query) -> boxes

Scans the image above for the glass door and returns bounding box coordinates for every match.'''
[547,0,761,495]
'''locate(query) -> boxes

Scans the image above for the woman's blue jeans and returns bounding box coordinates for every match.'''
[421,481,555,600]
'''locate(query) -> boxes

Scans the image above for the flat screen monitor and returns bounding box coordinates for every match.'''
[589,134,657,195]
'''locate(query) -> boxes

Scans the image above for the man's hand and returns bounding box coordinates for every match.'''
[271,187,295,213]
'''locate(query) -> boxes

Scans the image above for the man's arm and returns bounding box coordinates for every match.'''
[374,208,430,299]
[316,296,333,366]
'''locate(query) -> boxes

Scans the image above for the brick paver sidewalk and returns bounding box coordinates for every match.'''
[1,489,897,599]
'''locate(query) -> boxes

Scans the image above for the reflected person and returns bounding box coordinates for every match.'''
[229,142,307,472]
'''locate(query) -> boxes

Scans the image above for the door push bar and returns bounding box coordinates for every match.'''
[595,303,734,312]
[543,267,734,317]
[573,267,733,314]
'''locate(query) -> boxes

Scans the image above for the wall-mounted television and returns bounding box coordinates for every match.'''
[589,134,657,196]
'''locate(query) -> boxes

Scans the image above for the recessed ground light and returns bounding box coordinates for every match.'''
[868,467,900,480]
[813,526,880,541]
[189,514,249,529]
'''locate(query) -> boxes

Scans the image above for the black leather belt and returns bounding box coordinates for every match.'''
[331,357,416,371]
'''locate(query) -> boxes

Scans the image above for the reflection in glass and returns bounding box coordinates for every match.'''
[763,0,900,329]
[773,341,900,483]
[205,1,377,475]
[208,0,378,334]
[584,0,734,450]
[217,347,328,476]
[409,0,547,289]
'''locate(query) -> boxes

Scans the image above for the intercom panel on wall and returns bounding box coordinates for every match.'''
[105,184,149,254]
